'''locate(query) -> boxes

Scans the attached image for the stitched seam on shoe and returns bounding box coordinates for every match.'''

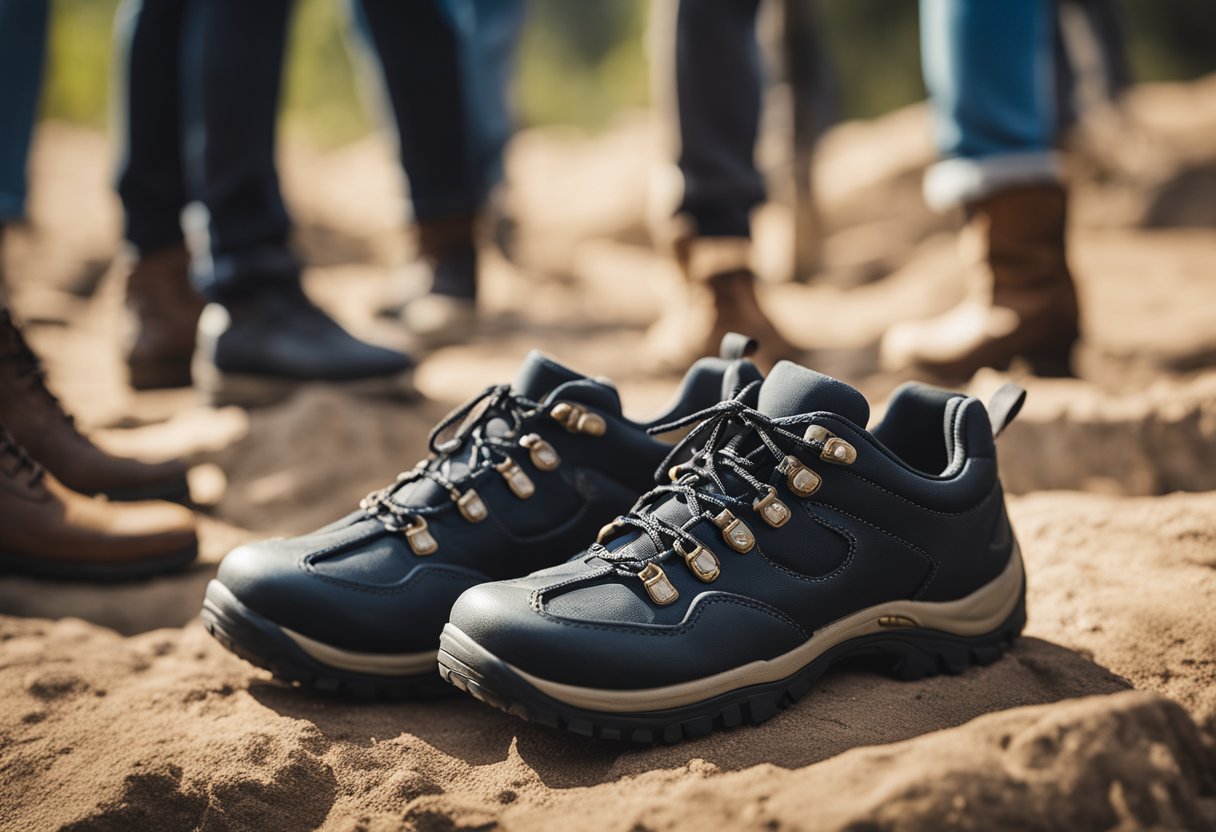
[806,501,939,600]
[827,468,1001,518]
[523,565,616,610]
[531,592,809,640]
[301,561,485,595]
[749,511,858,585]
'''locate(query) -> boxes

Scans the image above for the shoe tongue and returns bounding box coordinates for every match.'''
[387,353,604,510]
[757,361,870,426]
[512,350,586,400]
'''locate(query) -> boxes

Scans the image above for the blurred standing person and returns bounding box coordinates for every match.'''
[645,0,799,373]
[112,0,205,390]
[115,0,416,404]
[0,0,49,302]
[881,0,1080,379]
[114,0,508,405]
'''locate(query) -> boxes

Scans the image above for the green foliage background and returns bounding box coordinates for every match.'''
[42,0,1216,147]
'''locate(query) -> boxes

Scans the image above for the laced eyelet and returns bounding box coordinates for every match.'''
[753,486,791,528]
[638,563,679,605]
[804,424,857,466]
[821,437,857,465]
[674,539,720,582]
[803,424,832,443]
[404,517,439,556]
[520,434,561,471]
[596,518,624,545]
[454,488,488,523]
[713,509,755,553]
[549,402,606,436]
[777,455,821,497]
[495,458,535,499]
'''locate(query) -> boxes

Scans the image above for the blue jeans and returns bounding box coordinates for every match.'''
[115,0,510,301]
[669,0,1062,234]
[0,0,48,223]
[921,0,1061,209]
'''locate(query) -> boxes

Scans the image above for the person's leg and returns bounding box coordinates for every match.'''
[455,0,526,207]
[674,0,765,238]
[180,0,414,406]
[782,0,835,282]
[358,0,480,225]
[357,0,525,347]
[113,0,203,390]
[0,0,47,226]
[882,0,1078,380]
[180,0,297,301]
[115,0,190,254]
[920,0,1059,209]
[646,0,794,373]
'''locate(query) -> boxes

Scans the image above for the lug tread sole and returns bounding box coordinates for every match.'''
[201,582,450,701]
[437,589,1027,744]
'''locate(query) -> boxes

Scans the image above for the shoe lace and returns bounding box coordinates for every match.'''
[595,383,807,575]
[0,308,79,430]
[0,424,45,487]
[359,384,539,531]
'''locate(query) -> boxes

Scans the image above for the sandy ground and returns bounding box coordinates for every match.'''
[2,77,1216,831]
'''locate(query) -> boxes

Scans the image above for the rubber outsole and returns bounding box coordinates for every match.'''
[0,543,198,582]
[193,359,418,409]
[200,580,451,700]
[437,586,1027,743]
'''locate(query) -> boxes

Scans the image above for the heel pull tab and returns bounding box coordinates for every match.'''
[987,383,1027,438]
[719,332,758,361]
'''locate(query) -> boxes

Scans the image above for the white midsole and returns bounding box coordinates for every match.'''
[506,543,1024,713]
[281,626,438,677]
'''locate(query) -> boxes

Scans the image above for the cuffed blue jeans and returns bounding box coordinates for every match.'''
[0,0,48,223]
[921,0,1061,210]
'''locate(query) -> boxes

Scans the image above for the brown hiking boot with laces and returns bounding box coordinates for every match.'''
[0,423,197,580]
[0,306,190,502]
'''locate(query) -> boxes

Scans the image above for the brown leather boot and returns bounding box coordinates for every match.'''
[645,235,798,373]
[0,307,190,502]
[0,424,197,580]
[881,185,1080,381]
[124,242,204,389]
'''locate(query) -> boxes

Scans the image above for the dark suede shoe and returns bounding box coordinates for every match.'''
[202,341,764,698]
[439,362,1028,741]
[194,281,416,407]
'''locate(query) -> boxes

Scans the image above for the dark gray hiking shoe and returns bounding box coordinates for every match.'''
[439,362,1028,741]
[202,340,763,698]
[193,282,416,407]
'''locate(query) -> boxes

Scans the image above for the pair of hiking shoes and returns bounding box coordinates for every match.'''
[203,337,1027,742]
